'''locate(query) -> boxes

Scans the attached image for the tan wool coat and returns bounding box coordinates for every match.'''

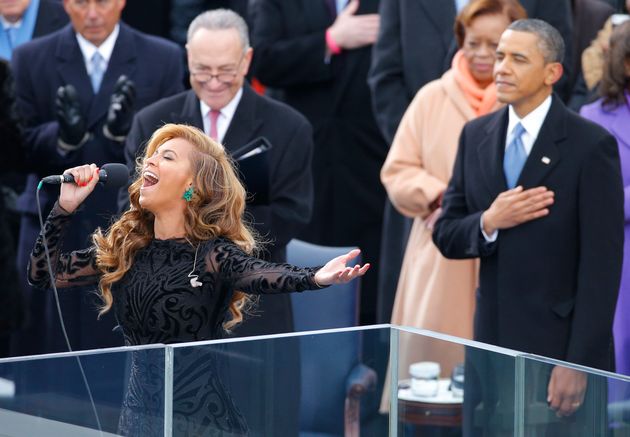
[381,68,502,381]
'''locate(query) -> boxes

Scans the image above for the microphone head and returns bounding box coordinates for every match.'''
[100,163,130,188]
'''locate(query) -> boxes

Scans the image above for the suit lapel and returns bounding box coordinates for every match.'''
[222,85,264,154]
[55,25,93,120]
[34,0,68,38]
[478,107,509,195]
[517,97,565,188]
[174,90,204,128]
[86,23,137,127]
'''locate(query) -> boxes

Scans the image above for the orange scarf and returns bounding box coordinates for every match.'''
[452,50,497,116]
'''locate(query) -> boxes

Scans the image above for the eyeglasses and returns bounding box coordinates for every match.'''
[190,70,239,85]
[189,54,245,85]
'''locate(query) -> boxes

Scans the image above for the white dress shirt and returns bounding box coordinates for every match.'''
[75,24,120,75]
[335,0,349,13]
[199,87,243,143]
[454,0,470,13]
[1,16,22,48]
[1,16,22,31]
[481,95,553,242]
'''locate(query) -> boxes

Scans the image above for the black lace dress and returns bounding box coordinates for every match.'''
[28,203,323,436]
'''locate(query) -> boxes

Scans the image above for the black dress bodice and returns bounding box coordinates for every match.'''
[29,203,321,346]
[28,203,324,436]
[112,238,231,345]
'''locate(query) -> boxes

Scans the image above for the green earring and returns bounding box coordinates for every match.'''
[182,186,194,202]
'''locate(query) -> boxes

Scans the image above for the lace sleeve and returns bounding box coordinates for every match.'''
[205,238,324,294]
[28,202,100,289]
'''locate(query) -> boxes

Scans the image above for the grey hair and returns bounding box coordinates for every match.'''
[507,18,565,64]
[187,9,250,52]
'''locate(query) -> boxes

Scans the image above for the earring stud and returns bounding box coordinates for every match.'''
[182,186,194,202]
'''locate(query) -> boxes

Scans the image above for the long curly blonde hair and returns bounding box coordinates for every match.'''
[93,123,257,331]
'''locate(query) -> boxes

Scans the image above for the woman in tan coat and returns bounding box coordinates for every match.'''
[380,0,526,388]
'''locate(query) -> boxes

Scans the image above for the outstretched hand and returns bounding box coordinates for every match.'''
[314,249,370,287]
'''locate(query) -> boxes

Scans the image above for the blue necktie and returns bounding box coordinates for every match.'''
[90,52,105,93]
[6,27,15,49]
[503,122,527,189]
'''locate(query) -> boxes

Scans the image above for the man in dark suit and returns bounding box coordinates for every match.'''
[433,19,623,434]
[250,0,386,325]
[123,9,314,336]
[369,0,573,324]
[0,0,69,60]
[11,0,184,355]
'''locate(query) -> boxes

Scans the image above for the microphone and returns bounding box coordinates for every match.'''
[41,163,130,188]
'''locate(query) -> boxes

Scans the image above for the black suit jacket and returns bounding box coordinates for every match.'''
[368,0,574,144]
[32,0,69,39]
[433,97,623,371]
[123,85,314,263]
[251,0,387,238]
[251,0,387,325]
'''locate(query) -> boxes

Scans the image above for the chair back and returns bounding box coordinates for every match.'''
[287,239,362,435]
[287,239,360,331]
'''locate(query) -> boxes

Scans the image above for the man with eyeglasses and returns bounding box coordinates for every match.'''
[123,9,314,336]
[10,0,184,356]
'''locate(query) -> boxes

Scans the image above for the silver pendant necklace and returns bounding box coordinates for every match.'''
[187,244,203,288]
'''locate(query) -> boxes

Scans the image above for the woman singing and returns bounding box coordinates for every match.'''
[28,123,368,435]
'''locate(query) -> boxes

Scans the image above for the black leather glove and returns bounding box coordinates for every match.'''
[104,75,136,140]
[55,84,88,151]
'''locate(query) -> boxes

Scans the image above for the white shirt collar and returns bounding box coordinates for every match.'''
[454,0,469,13]
[335,0,349,13]
[506,94,553,155]
[199,87,244,142]
[76,23,120,65]
[1,16,22,29]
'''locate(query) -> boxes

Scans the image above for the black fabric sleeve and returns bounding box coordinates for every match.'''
[28,202,100,289]
[432,126,497,259]
[204,238,324,294]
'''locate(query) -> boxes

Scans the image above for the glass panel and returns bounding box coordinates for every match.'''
[393,326,520,437]
[521,355,630,437]
[0,345,165,436]
[170,326,391,436]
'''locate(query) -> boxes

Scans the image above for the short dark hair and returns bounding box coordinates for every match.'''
[454,0,527,48]
[599,21,630,108]
[507,18,565,64]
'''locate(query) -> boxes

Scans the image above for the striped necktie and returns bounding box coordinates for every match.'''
[90,52,105,93]
[503,122,527,189]
[209,109,221,141]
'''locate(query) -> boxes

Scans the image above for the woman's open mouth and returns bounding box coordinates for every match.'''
[142,171,159,188]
